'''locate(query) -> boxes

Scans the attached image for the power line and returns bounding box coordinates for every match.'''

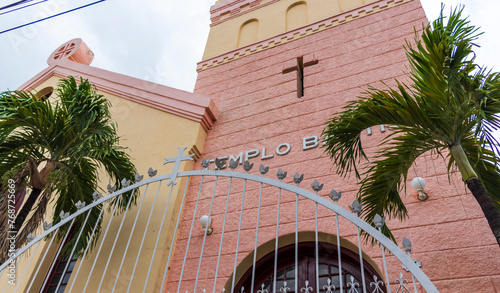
[0,0,35,11]
[0,0,106,35]
[0,0,47,16]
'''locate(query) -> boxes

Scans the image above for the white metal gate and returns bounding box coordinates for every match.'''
[0,148,439,293]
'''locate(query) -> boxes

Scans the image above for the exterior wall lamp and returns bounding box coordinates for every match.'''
[411,177,428,201]
[200,215,213,235]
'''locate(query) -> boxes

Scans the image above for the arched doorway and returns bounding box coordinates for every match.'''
[235,242,386,292]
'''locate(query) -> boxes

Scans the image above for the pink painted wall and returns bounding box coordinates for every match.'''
[165,1,500,292]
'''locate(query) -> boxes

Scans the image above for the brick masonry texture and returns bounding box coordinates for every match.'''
[165,1,500,292]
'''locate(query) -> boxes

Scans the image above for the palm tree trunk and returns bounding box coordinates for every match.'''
[451,144,500,246]
[13,158,53,234]
[13,188,42,232]
[467,178,500,246]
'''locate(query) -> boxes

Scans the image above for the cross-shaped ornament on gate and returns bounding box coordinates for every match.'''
[163,147,195,186]
[282,55,318,98]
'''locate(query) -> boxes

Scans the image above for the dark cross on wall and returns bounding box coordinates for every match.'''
[282,56,318,98]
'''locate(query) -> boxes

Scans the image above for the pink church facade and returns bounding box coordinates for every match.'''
[165,0,500,292]
[3,0,500,292]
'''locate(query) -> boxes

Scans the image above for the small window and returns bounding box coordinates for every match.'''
[37,86,54,101]
[43,258,77,293]
[42,228,78,293]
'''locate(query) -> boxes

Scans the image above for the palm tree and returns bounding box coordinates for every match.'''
[0,76,137,259]
[322,7,500,246]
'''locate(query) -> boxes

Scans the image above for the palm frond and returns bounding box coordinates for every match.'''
[323,5,500,245]
[323,81,435,178]
[358,131,441,241]
[0,76,137,257]
[95,148,137,211]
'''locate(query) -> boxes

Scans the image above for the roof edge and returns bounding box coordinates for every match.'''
[19,60,219,131]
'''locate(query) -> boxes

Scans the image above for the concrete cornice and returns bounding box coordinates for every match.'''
[210,0,279,26]
[19,60,219,131]
[198,0,409,71]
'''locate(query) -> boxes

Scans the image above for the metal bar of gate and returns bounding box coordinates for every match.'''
[378,226,391,293]
[295,190,299,293]
[83,197,122,292]
[173,170,438,293]
[144,184,175,292]
[40,219,75,292]
[55,209,93,292]
[26,229,59,292]
[315,201,320,293]
[112,183,151,293]
[127,181,164,292]
[13,241,41,292]
[178,175,205,292]
[68,202,107,292]
[213,175,233,292]
[161,176,191,293]
[97,191,136,292]
[250,180,264,292]
[231,177,248,293]
[355,216,367,293]
[273,187,282,293]
[194,176,219,292]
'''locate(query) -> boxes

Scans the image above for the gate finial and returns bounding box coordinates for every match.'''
[163,147,195,186]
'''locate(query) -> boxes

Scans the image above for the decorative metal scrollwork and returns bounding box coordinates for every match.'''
[75,200,86,210]
[300,280,313,293]
[147,167,157,177]
[323,278,336,293]
[347,275,360,293]
[373,214,385,228]
[215,157,225,169]
[259,164,269,175]
[229,158,238,170]
[280,281,291,293]
[92,191,102,201]
[329,188,341,202]
[27,233,36,242]
[257,284,269,293]
[243,160,254,172]
[311,180,324,192]
[349,200,362,214]
[59,210,69,220]
[43,221,52,231]
[277,168,287,180]
[121,178,131,188]
[370,276,385,293]
[293,172,304,185]
[201,158,210,170]
[395,273,412,293]
[402,259,422,272]
[107,183,117,194]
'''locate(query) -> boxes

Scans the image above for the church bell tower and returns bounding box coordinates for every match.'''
[169,1,500,292]
[193,0,427,158]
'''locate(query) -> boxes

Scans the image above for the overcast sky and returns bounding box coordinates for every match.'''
[0,0,498,93]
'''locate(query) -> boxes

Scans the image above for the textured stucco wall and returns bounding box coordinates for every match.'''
[7,75,208,293]
[167,0,500,292]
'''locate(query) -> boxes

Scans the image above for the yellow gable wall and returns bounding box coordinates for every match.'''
[203,0,378,60]
[7,76,206,293]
